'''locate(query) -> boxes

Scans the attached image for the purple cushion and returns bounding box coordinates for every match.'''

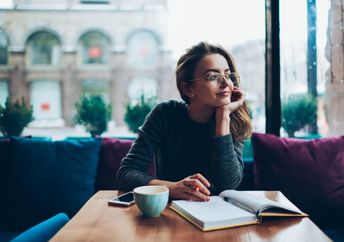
[95,138,155,191]
[252,133,344,225]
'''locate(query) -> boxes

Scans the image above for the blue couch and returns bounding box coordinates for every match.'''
[0,137,102,241]
[10,213,69,242]
[1,135,342,242]
[0,137,153,241]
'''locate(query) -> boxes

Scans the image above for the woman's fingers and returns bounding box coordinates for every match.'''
[231,88,244,102]
[189,173,211,187]
[229,88,245,111]
[169,173,212,201]
[183,178,210,195]
[183,185,210,201]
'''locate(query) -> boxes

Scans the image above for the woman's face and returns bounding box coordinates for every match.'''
[189,53,234,108]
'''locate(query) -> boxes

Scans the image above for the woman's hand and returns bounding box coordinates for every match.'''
[168,173,211,201]
[150,173,211,201]
[216,87,245,116]
[228,87,245,112]
[215,87,245,136]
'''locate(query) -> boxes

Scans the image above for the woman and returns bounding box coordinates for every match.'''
[117,42,252,201]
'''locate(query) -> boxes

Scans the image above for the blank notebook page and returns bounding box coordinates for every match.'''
[173,196,255,224]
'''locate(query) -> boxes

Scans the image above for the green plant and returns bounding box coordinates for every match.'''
[282,94,317,137]
[74,95,112,136]
[0,97,34,136]
[124,95,156,133]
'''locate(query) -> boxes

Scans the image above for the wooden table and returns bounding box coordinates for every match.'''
[50,191,331,242]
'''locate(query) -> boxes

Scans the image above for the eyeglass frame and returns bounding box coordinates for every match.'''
[187,72,240,87]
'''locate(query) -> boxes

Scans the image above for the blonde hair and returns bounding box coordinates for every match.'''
[176,42,252,141]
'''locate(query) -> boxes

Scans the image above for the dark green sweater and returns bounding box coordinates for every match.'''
[117,100,244,194]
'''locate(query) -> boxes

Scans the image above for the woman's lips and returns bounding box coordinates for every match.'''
[217,91,231,96]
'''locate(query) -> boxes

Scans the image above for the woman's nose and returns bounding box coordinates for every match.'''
[220,77,234,90]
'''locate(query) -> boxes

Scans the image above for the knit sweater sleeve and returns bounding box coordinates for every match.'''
[116,103,165,191]
[210,134,244,194]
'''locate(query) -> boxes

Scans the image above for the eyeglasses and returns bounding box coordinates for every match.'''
[189,72,239,87]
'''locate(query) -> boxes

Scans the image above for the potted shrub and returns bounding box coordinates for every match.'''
[0,97,34,137]
[124,94,156,133]
[74,95,112,137]
[282,94,317,137]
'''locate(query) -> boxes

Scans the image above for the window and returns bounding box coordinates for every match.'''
[280,0,330,137]
[231,41,265,133]
[80,32,110,64]
[30,80,62,120]
[168,0,265,133]
[0,80,8,106]
[26,31,61,65]
[0,31,8,65]
[127,77,157,104]
[127,31,159,68]
[82,79,110,103]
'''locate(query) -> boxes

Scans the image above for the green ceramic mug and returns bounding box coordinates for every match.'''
[133,185,169,217]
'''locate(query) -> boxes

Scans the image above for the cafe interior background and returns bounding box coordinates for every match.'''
[0,0,343,157]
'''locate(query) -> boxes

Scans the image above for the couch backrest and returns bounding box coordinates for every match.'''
[95,138,156,191]
[237,160,254,191]
[0,137,102,231]
[1,137,156,231]
[252,132,344,226]
[0,139,10,212]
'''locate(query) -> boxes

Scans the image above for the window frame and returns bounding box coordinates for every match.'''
[265,0,281,136]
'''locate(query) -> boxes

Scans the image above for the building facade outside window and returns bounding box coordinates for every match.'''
[0,0,171,130]
[26,31,61,65]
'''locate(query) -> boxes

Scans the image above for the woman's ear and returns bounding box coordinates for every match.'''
[181,81,194,99]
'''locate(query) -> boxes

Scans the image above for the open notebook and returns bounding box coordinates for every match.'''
[170,190,307,231]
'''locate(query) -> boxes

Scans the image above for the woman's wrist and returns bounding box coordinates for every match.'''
[215,112,231,136]
[148,179,175,190]
[149,179,177,198]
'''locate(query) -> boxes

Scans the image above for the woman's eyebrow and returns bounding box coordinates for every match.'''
[202,68,230,75]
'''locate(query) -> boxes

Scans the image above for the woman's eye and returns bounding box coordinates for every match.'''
[207,75,218,81]
[224,74,230,79]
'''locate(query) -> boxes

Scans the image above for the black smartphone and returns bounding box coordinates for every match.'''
[108,192,135,207]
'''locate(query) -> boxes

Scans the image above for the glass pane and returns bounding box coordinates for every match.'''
[30,80,62,120]
[169,0,266,133]
[80,32,110,64]
[323,0,344,136]
[27,32,60,65]
[82,79,110,103]
[0,81,9,106]
[280,0,330,137]
[0,31,8,65]
[127,31,159,68]
[127,77,157,104]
